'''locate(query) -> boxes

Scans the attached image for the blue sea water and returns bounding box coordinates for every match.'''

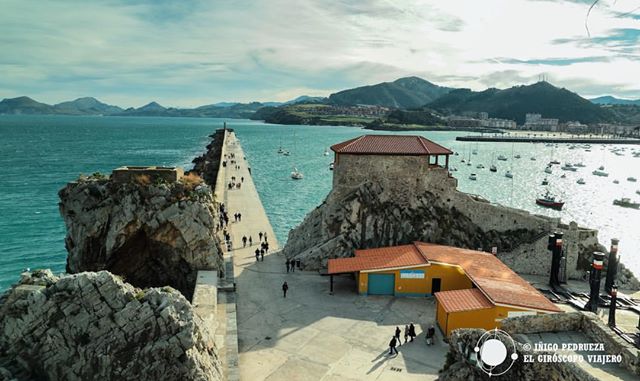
[1,115,639,290]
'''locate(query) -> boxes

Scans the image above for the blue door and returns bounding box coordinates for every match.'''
[368,273,395,295]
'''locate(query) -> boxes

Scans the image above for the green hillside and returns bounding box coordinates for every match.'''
[328,76,451,108]
[428,82,615,124]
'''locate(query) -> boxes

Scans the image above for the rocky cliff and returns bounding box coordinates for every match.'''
[0,270,222,381]
[282,167,640,289]
[59,174,223,299]
[192,129,225,185]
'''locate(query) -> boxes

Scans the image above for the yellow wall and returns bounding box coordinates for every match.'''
[359,263,473,296]
[426,263,472,293]
[437,303,546,336]
[436,300,448,335]
[445,307,497,336]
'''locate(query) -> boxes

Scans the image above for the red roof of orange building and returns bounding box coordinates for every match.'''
[328,244,428,274]
[415,242,561,313]
[435,289,493,313]
[330,135,452,156]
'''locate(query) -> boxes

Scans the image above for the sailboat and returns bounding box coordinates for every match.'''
[290,132,303,180]
[291,167,304,180]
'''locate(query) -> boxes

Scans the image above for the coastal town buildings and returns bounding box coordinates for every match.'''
[524,113,559,131]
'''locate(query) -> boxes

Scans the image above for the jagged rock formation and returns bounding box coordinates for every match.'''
[0,270,222,381]
[59,174,223,299]
[439,329,597,381]
[283,164,640,289]
[192,129,225,185]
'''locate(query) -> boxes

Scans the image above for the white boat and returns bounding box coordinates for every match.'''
[542,178,549,185]
[505,171,513,178]
[469,173,477,181]
[277,147,284,154]
[324,148,330,156]
[283,150,290,156]
[291,167,304,180]
[490,165,497,172]
[577,178,586,185]
[561,164,577,171]
[636,190,640,196]
[476,164,485,169]
[544,166,552,174]
[592,170,609,177]
[497,155,508,161]
[467,161,472,166]
[329,163,334,171]
[574,162,586,168]
[530,157,537,161]
[472,149,478,155]
[613,180,620,184]
[627,177,637,182]
[514,154,521,159]
[561,174,566,178]
[598,165,605,170]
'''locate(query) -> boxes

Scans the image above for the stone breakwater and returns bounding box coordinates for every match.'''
[0,270,222,381]
[282,165,640,290]
[192,129,225,186]
[59,176,223,299]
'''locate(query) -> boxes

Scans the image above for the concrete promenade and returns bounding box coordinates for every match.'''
[220,132,446,381]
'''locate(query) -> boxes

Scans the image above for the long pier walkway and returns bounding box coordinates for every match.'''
[218,131,445,381]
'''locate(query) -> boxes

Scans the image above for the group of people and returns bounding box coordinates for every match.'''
[285,258,300,273]
[233,212,242,222]
[254,241,270,261]
[388,323,420,355]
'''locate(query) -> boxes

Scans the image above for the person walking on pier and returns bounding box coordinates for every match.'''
[260,248,264,261]
[255,248,260,261]
[426,325,435,345]
[264,232,267,242]
[238,213,242,222]
[286,259,290,273]
[282,281,289,298]
[290,259,295,273]
[388,336,398,355]
[241,176,244,183]
[242,236,247,247]
[394,327,402,346]
[259,232,263,241]
[248,236,253,246]
[404,325,410,344]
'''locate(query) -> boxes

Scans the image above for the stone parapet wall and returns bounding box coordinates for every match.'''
[502,312,639,376]
[112,166,184,183]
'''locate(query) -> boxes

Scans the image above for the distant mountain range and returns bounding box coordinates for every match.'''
[2,78,638,126]
[427,81,615,124]
[0,94,324,118]
[590,96,640,106]
[329,76,452,109]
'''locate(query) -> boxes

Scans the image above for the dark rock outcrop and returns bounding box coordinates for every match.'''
[0,270,222,381]
[192,129,225,185]
[59,175,223,299]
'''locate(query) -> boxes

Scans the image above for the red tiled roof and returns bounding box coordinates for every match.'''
[435,289,493,313]
[415,243,562,313]
[328,244,428,274]
[330,135,452,156]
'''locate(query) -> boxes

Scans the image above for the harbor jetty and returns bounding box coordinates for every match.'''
[456,135,640,144]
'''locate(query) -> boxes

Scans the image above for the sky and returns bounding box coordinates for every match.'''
[1,0,640,108]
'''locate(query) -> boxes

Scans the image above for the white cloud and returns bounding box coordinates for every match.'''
[1,0,639,106]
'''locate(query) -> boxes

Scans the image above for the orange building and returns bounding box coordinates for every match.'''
[327,242,562,336]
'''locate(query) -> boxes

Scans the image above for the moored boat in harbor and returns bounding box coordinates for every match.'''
[613,198,640,209]
[536,190,564,210]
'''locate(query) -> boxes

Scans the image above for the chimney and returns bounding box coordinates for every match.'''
[608,284,617,327]
[585,251,605,313]
[605,238,620,294]
[548,232,563,288]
